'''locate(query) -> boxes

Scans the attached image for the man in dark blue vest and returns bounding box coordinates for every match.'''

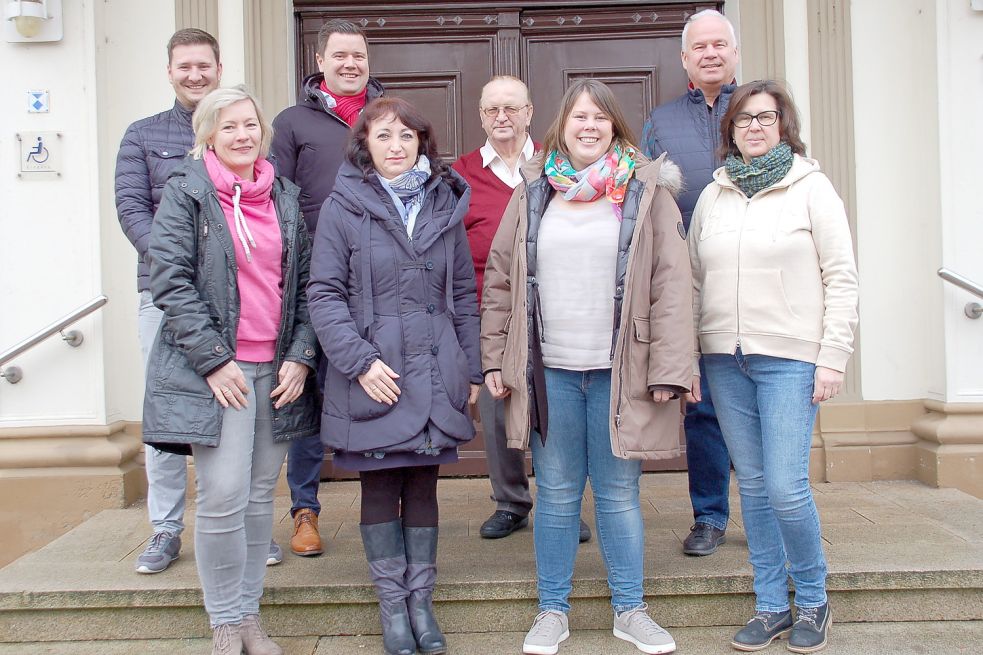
[641,8,739,556]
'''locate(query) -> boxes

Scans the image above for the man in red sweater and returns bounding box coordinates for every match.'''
[453,77,591,543]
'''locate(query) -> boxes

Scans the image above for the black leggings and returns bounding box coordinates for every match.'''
[359,465,439,527]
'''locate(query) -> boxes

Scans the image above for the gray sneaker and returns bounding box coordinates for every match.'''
[523,610,569,655]
[135,531,180,574]
[613,604,676,654]
[266,539,283,566]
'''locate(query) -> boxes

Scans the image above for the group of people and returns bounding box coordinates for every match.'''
[115,9,858,655]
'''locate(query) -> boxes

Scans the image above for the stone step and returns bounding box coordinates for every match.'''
[1,622,981,655]
[1,476,981,644]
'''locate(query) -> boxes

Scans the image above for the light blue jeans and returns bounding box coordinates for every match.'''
[704,349,827,612]
[191,361,289,627]
[531,367,645,614]
[139,290,187,537]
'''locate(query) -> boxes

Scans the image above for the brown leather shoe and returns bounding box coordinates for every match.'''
[290,508,323,556]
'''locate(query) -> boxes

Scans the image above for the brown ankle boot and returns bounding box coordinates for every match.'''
[290,508,323,556]
[240,614,283,655]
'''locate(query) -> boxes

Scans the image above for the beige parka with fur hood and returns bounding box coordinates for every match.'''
[480,152,694,460]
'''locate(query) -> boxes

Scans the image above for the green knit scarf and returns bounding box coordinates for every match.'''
[725,142,794,197]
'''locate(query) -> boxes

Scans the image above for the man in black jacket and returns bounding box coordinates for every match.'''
[641,9,739,557]
[270,19,384,558]
[114,28,226,574]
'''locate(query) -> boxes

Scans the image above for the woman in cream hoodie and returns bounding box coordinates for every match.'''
[688,80,858,654]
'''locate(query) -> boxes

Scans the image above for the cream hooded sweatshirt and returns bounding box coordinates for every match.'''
[689,154,859,372]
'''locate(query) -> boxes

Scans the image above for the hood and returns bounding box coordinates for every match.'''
[299,72,385,115]
[330,159,471,252]
[520,150,683,196]
[713,153,821,191]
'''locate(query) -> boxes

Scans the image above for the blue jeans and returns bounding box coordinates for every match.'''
[138,291,187,536]
[531,367,644,614]
[192,361,290,626]
[704,350,827,612]
[287,434,323,516]
[683,356,730,531]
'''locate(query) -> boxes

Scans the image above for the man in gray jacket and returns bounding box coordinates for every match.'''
[115,29,224,574]
[641,9,739,557]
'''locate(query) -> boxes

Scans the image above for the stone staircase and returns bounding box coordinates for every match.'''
[0,474,981,652]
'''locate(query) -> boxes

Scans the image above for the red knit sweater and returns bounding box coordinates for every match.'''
[452,144,540,303]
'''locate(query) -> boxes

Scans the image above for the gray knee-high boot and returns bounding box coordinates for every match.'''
[403,526,446,655]
[360,521,416,655]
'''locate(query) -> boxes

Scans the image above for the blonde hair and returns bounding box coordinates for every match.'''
[191,85,272,159]
[542,79,637,161]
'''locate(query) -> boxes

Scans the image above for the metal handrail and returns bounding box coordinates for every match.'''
[0,295,108,368]
[938,268,983,300]
[938,268,983,319]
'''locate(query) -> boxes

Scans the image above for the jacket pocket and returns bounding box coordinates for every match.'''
[739,269,802,337]
[151,336,213,398]
[148,146,187,188]
[698,269,737,335]
[628,316,653,400]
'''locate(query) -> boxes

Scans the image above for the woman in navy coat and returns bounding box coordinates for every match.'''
[307,96,481,655]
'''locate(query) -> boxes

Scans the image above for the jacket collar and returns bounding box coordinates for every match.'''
[171,100,194,127]
[300,73,385,118]
[686,82,737,105]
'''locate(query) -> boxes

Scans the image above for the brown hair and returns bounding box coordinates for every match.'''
[317,19,368,56]
[166,28,220,65]
[718,80,807,160]
[542,79,638,162]
[347,97,448,180]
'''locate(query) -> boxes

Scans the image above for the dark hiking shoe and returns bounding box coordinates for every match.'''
[788,603,831,653]
[731,610,793,651]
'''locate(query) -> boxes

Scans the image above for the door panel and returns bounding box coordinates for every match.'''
[295,1,720,476]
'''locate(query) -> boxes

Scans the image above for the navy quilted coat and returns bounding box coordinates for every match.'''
[307,161,482,455]
[640,84,735,229]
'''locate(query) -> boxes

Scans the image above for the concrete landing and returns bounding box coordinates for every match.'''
[0,474,981,645]
[0,622,980,654]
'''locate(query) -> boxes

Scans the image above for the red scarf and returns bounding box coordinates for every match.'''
[319,80,367,127]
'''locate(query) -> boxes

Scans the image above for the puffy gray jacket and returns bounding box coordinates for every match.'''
[142,157,320,451]
[640,85,735,229]
[307,161,481,456]
[115,101,195,292]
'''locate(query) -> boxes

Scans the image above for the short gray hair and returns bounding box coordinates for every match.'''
[191,85,273,159]
[681,9,737,51]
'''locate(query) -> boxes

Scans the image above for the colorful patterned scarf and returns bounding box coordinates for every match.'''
[725,142,794,197]
[545,145,636,220]
[384,155,432,225]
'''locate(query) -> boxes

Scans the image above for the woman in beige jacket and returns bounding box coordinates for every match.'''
[688,80,859,654]
[481,79,693,655]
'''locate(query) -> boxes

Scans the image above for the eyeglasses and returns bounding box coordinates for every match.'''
[480,105,528,118]
[732,110,780,128]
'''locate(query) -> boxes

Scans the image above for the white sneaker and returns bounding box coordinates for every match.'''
[613,604,676,654]
[523,610,569,655]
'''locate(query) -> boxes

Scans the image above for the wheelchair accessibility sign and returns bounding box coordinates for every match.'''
[18,131,61,177]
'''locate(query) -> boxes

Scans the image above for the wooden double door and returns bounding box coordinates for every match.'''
[295,1,719,474]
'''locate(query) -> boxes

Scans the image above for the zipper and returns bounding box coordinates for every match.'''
[734,196,750,351]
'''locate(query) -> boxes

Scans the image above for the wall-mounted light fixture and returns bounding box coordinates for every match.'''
[4,0,62,42]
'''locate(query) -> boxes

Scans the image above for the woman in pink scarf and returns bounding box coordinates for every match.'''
[145,86,319,655]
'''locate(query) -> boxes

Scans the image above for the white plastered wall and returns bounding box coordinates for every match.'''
[95,1,177,423]
[933,0,983,402]
[0,0,176,427]
[850,0,946,401]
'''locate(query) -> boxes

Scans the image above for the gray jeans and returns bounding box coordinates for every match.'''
[139,290,187,536]
[191,361,289,626]
[478,385,533,516]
